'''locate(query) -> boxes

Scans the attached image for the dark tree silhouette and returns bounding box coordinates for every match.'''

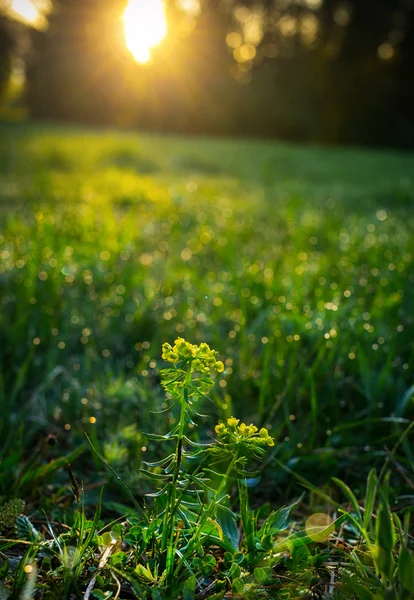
[0,12,15,103]
[22,0,414,147]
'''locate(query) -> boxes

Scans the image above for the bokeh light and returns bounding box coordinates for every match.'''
[305,513,333,541]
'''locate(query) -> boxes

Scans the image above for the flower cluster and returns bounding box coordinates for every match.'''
[215,417,275,447]
[162,338,224,374]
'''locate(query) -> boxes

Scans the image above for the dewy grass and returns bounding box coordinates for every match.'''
[0,340,413,599]
[0,124,413,597]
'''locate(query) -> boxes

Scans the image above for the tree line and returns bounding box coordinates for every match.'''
[1,0,413,148]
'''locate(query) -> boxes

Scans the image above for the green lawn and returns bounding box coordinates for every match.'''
[0,123,413,598]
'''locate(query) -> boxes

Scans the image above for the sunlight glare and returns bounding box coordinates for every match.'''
[123,0,167,64]
[10,0,44,26]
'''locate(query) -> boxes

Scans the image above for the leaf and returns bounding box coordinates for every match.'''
[183,575,196,600]
[261,496,302,536]
[231,577,243,593]
[144,429,178,441]
[124,526,142,545]
[182,436,212,448]
[256,533,273,551]
[134,563,155,582]
[177,507,192,529]
[0,558,8,579]
[398,546,414,593]
[332,477,362,522]
[396,384,414,417]
[363,469,378,530]
[376,496,394,552]
[203,467,225,478]
[199,532,235,553]
[375,499,395,578]
[180,500,202,510]
[228,563,241,580]
[140,469,173,481]
[216,505,239,550]
[15,517,38,542]
[236,468,261,478]
[254,567,273,583]
[143,454,175,468]
[145,483,170,498]
[110,551,127,566]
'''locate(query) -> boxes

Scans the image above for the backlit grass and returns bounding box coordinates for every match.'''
[0,122,413,597]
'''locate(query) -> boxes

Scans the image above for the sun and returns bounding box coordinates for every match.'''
[10,0,49,27]
[123,0,168,64]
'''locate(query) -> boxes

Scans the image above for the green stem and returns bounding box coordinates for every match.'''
[238,478,255,552]
[175,449,239,574]
[164,366,192,582]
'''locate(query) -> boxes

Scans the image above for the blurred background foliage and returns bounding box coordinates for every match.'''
[0,0,414,147]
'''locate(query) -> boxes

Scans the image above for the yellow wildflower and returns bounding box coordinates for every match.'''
[238,423,248,435]
[161,338,224,375]
[215,423,227,435]
[227,417,240,428]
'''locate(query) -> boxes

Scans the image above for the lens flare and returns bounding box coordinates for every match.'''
[123,0,167,63]
[305,513,333,542]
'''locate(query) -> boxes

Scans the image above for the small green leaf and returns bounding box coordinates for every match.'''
[260,534,273,550]
[143,454,175,468]
[0,558,9,579]
[134,563,155,582]
[332,477,362,522]
[261,496,302,536]
[98,532,114,547]
[183,575,196,600]
[377,492,394,550]
[254,567,273,583]
[228,562,241,579]
[216,505,239,550]
[139,469,173,481]
[15,516,38,542]
[203,554,216,566]
[398,546,414,593]
[236,468,261,478]
[110,551,127,566]
[231,577,243,593]
[233,552,245,565]
[363,469,378,530]
[145,484,170,498]
[201,555,216,576]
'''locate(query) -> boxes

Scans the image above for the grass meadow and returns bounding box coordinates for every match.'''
[0,122,413,598]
